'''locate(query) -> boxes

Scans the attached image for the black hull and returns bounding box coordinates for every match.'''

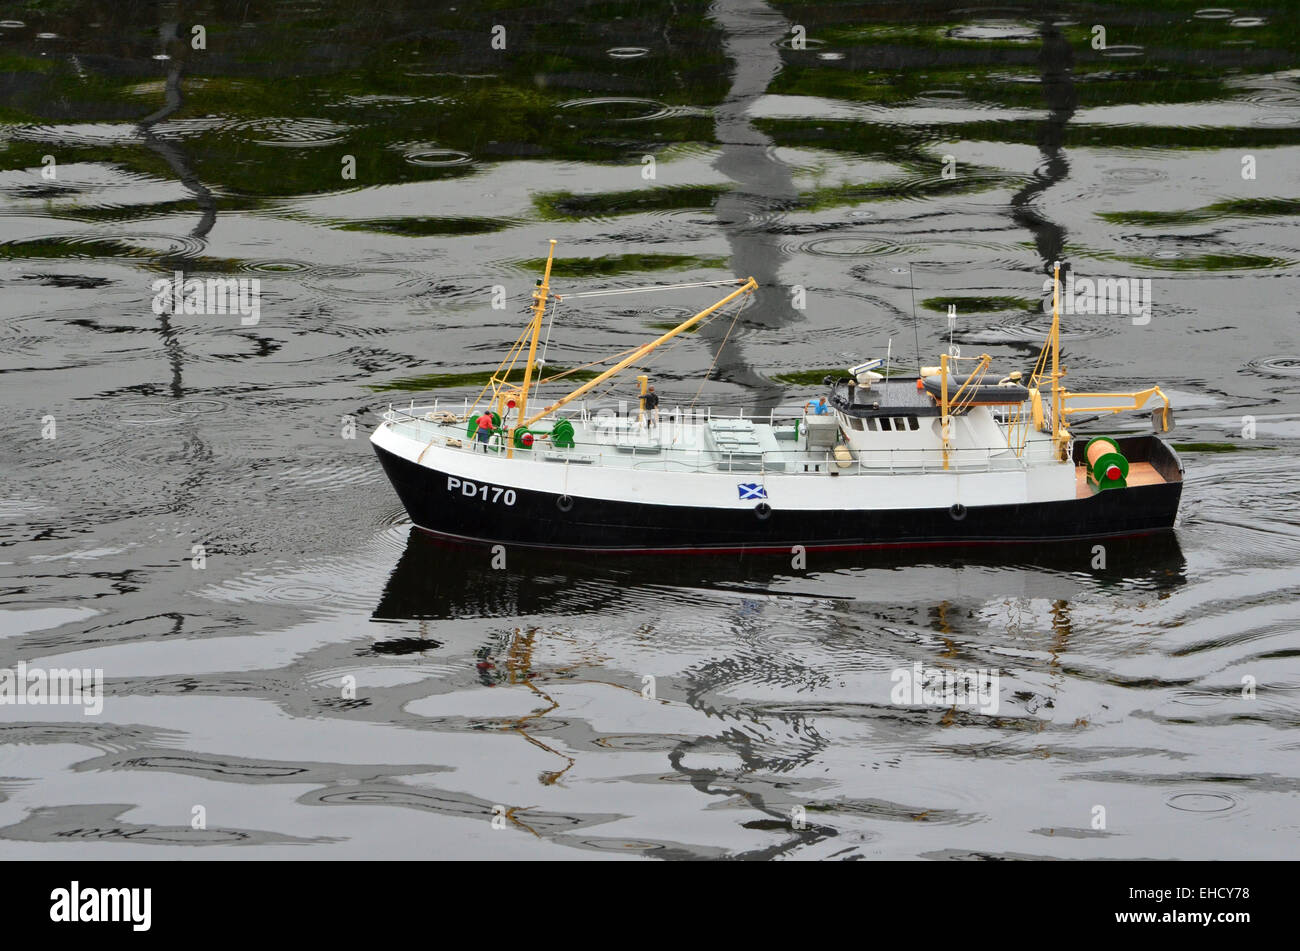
[373,435,1183,554]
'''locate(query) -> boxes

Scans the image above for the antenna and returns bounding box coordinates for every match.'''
[909,266,921,373]
[891,266,922,373]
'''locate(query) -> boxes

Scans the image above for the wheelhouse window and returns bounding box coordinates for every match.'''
[863,415,918,432]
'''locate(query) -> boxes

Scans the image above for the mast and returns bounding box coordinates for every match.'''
[521,277,756,430]
[1021,262,1170,449]
[1050,260,1067,460]
[510,239,556,457]
[939,352,950,470]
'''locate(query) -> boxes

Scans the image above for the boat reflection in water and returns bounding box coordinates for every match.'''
[364,524,1188,854]
[372,525,1188,623]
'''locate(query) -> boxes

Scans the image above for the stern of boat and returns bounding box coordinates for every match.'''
[1069,432,1183,532]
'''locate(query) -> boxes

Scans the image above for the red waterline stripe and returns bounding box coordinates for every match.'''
[412,524,1166,556]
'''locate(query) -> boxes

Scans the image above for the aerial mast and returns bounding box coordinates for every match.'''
[1050,260,1068,460]
[510,239,556,457]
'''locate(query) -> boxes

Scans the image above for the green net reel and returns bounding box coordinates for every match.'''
[551,418,575,449]
[1084,436,1129,490]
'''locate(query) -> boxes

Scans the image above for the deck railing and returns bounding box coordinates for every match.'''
[380,404,1038,476]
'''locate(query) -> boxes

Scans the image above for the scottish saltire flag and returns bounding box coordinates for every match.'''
[737,483,767,500]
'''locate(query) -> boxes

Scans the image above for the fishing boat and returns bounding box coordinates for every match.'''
[370,240,1183,553]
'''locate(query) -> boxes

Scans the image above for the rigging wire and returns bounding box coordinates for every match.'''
[534,296,560,404]
[528,302,726,389]
[467,316,535,415]
[578,304,738,409]
[538,343,646,385]
[468,280,751,418]
[688,292,748,410]
[558,279,747,300]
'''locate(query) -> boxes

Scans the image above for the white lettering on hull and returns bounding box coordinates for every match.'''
[447,476,516,506]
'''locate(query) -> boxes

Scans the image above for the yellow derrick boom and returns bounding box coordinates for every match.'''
[1061,386,1173,431]
[519,276,756,430]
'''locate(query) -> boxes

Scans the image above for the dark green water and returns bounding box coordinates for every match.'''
[1,0,1297,858]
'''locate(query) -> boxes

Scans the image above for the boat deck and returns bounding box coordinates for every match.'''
[1074,462,1166,498]
[381,406,1054,476]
